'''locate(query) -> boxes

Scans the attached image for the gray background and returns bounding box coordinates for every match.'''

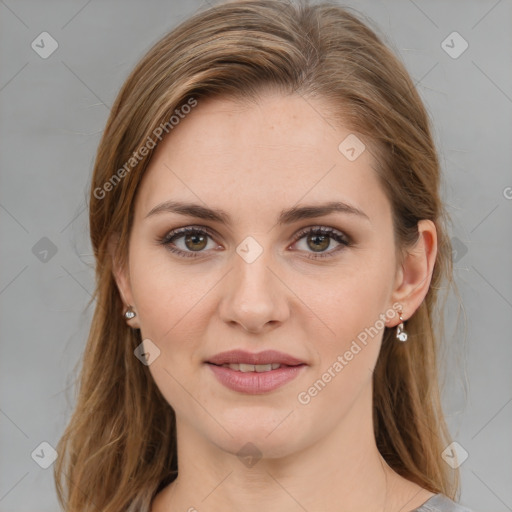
[1,0,511,511]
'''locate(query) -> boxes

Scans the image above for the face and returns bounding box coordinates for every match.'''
[113,92,407,458]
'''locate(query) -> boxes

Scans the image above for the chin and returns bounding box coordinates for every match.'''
[204,408,306,459]
[213,430,302,462]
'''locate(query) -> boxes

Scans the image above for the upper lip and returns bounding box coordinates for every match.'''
[206,349,306,366]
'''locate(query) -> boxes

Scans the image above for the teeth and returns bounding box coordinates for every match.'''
[220,363,282,372]
[255,364,272,372]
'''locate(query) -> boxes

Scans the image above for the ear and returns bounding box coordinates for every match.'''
[388,219,437,325]
[108,232,140,329]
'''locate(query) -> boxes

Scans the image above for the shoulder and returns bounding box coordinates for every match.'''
[413,493,475,512]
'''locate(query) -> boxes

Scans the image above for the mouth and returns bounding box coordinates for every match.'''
[209,362,298,372]
[205,349,307,394]
[205,349,306,367]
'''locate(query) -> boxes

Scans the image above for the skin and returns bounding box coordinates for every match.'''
[111,91,437,512]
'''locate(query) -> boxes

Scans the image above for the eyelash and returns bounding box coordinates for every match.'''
[158,225,351,260]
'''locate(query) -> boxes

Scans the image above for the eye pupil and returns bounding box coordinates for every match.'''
[185,233,208,251]
[308,234,330,252]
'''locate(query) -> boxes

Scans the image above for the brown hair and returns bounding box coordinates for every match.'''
[54,1,463,510]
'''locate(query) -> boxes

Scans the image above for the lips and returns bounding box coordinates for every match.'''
[206,350,306,394]
[206,349,305,367]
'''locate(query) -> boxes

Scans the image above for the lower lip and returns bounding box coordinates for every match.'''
[206,363,306,394]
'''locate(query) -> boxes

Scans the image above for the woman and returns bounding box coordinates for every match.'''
[54,1,474,511]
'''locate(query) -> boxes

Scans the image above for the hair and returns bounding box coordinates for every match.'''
[54,1,464,510]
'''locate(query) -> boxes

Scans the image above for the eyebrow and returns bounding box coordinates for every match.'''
[145,200,370,225]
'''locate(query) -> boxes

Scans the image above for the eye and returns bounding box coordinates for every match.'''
[159,226,220,258]
[290,226,351,259]
[158,225,351,260]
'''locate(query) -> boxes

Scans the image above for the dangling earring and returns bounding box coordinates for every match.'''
[396,308,408,342]
[124,306,136,320]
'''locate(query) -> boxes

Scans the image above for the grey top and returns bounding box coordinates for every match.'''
[413,493,475,512]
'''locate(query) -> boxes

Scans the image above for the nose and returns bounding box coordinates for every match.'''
[218,246,290,335]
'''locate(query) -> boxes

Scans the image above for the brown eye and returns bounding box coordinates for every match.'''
[291,226,351,260]
[160,226,219,258]
[307,233,330,252]
[183,232,208,251]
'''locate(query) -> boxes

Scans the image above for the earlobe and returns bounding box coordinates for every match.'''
[389,219,437,325]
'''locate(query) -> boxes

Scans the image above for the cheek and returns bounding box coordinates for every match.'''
[292,247,396,401]
[128,253,215,415]
[128,240,207,334]
[128,249,225,388]
[134,274,211,347]
[297,257,394,345]
[295,279,388,419]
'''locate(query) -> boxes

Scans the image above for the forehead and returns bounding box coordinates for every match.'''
[135,93,391,227]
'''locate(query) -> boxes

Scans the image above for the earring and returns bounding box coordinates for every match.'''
[124,306,136,320]
[396,308,408,342]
